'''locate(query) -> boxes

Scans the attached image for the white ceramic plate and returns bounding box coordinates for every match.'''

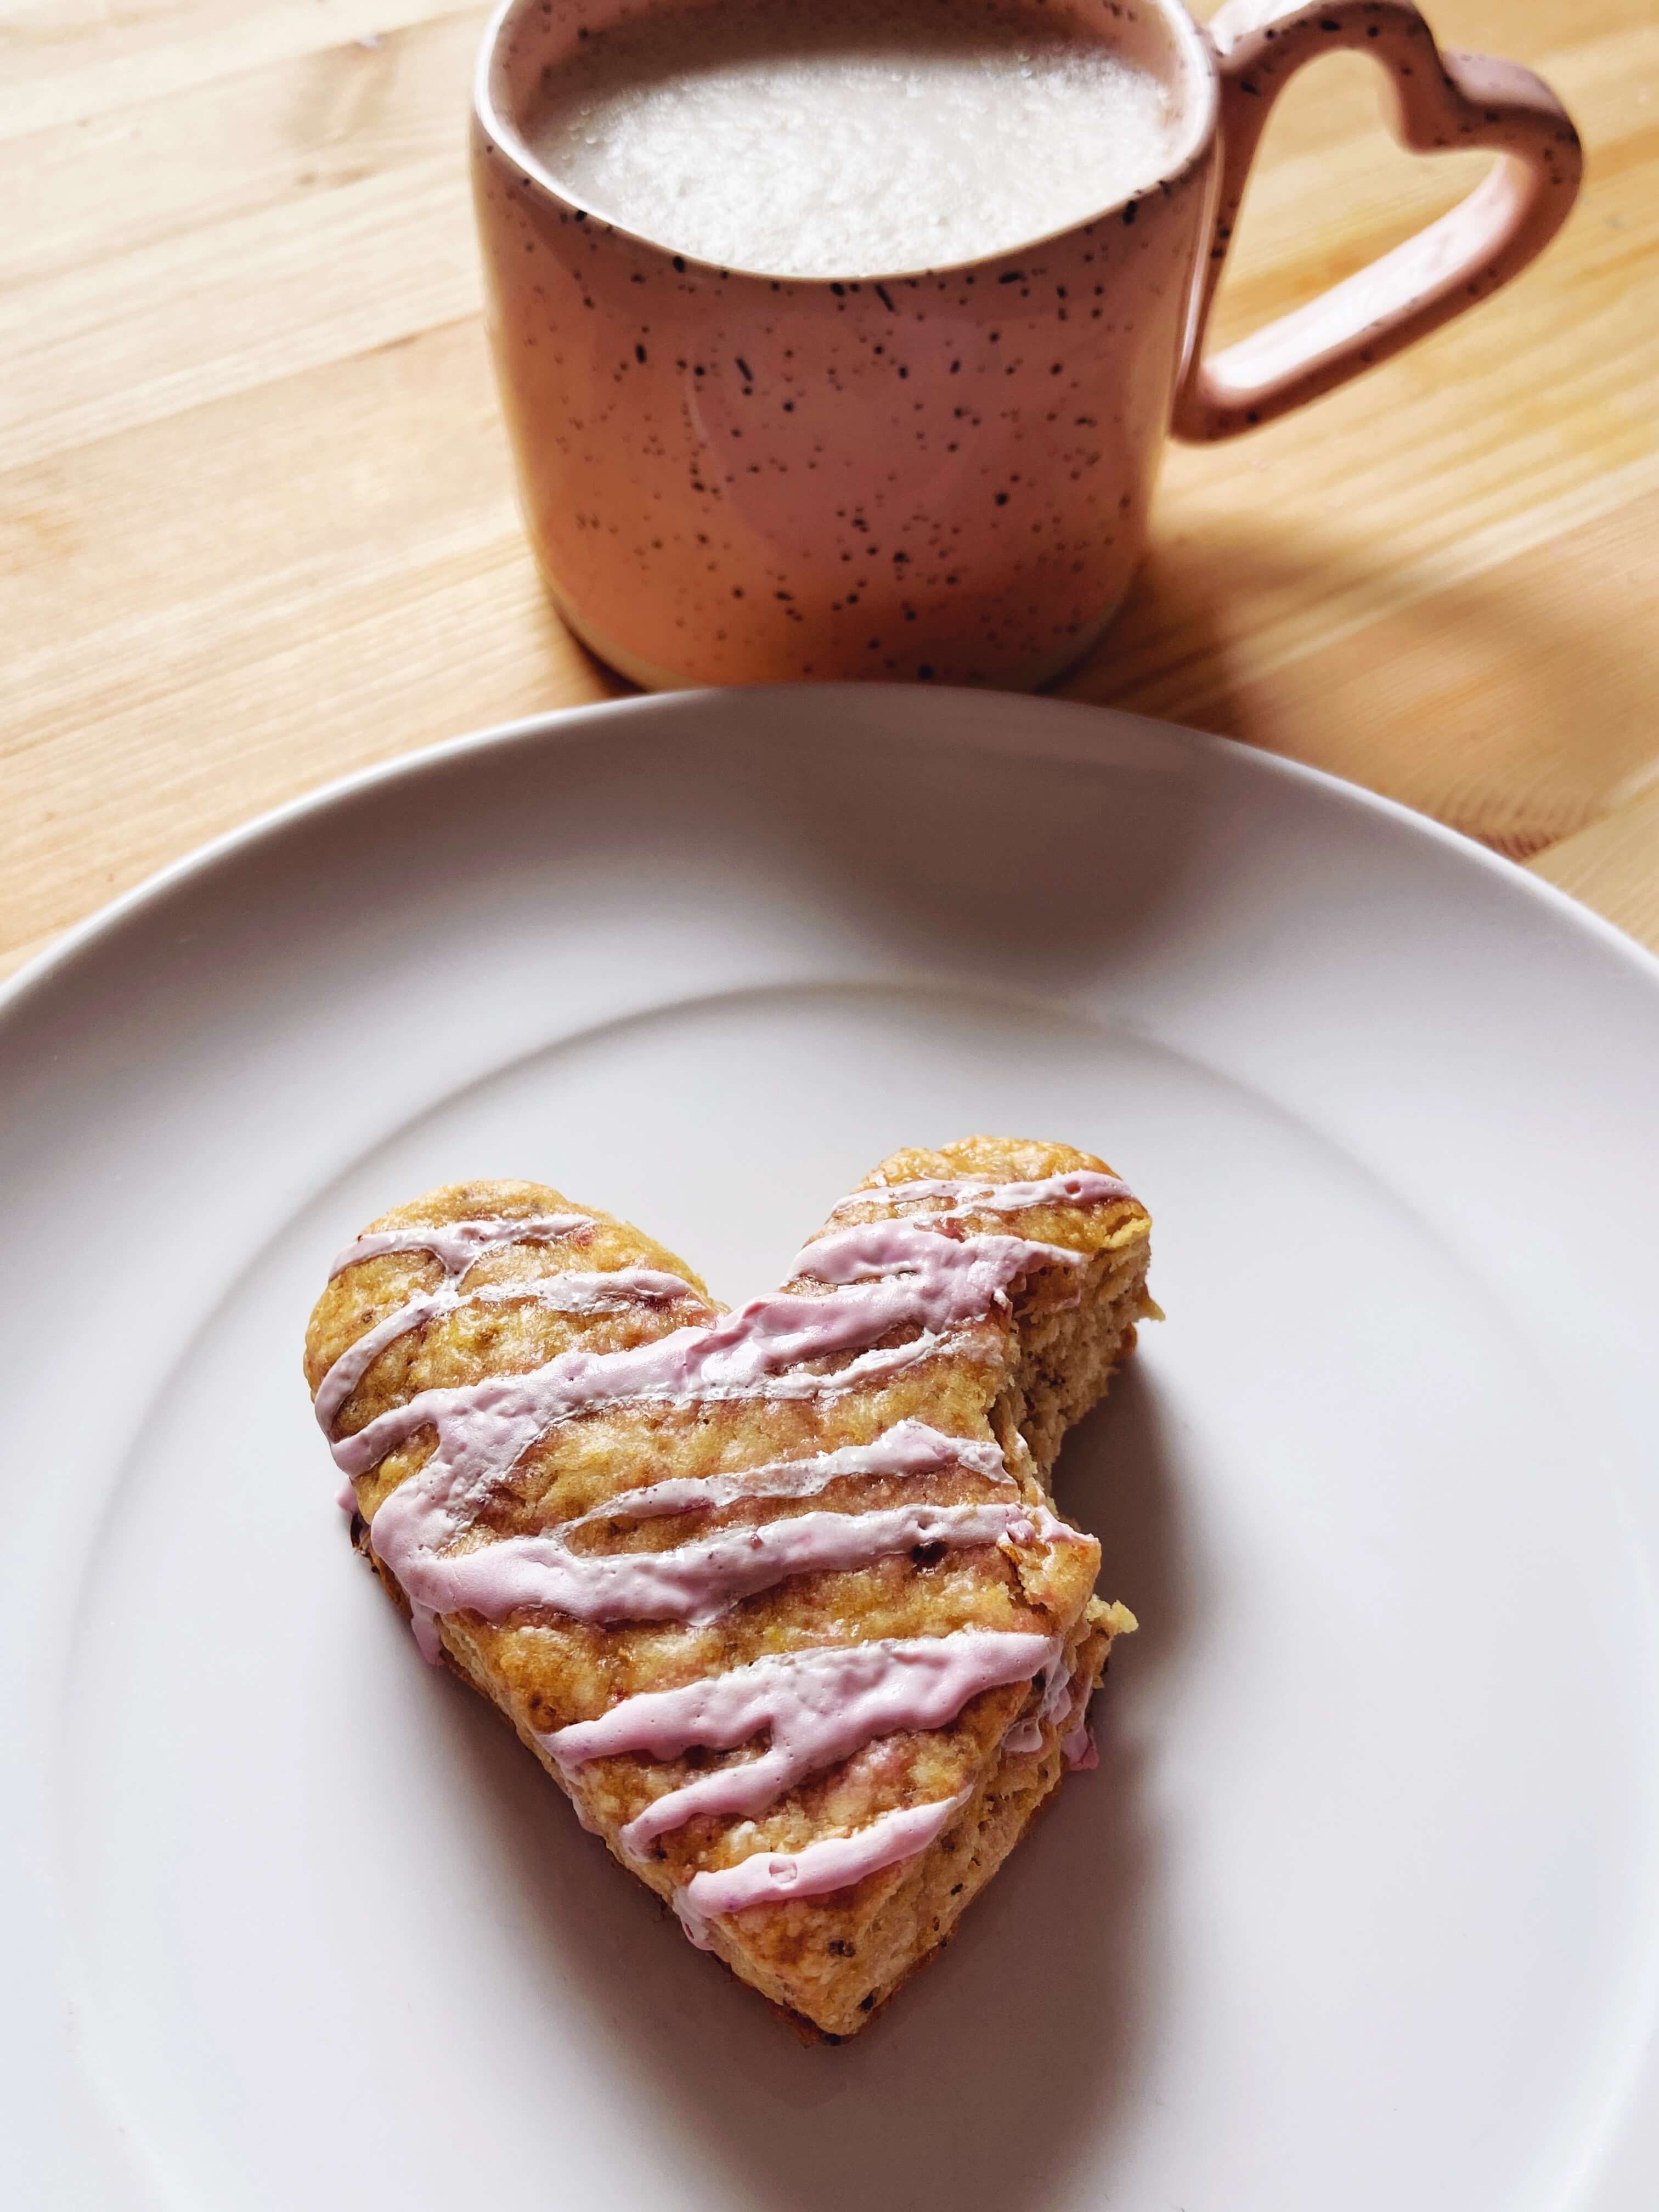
[5,686,1658,2211]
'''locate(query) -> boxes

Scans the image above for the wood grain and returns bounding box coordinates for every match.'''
[1529,780,1659,953]
[3,0,1655,980]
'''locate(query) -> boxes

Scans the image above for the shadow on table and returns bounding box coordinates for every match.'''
[1056,505,1659,855]
[435,1358,1190,2210]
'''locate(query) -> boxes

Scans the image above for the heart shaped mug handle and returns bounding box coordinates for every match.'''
[1173,0,1582,439]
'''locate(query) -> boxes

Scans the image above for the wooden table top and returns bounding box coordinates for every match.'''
[4,0,1656,981]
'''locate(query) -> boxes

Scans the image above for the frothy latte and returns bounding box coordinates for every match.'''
[526,0,1181,279]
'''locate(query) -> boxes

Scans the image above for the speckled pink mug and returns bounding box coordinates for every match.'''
[472,0,1579,691]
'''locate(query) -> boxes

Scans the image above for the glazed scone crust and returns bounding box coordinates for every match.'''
[306,1140,1152,2036]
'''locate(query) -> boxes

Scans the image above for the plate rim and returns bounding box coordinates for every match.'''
[7,685,1657,1042]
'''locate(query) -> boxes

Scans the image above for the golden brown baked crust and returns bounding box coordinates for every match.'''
[304,1138,1152,2036]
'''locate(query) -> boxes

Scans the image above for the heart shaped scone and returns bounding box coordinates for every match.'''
[305,1136,1153,2036]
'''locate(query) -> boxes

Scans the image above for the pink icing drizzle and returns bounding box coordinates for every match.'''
[325,1184,1124,1929]
[547,1628,1061,1852]
[316,1267,699,1435]
[675,1787,974,1949]
[328,1212,594,1278]
[580,1419,1011,1524]
[832,1169,1135,1220]
[1063,1722,1099,1771]
[370,1419,1022,1657]
[330,1221,1074,1494]
[382,1497,1039,1657]
[1004,1637,1090,1757]
[793,1217,1084,1287]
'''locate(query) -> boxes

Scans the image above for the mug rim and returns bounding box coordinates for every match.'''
[472,0,1222,289]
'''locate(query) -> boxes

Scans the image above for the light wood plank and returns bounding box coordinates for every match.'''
[0,153,481,466]
[0,14,483,290]
[0,0,471,141]
[1528,783,1659,955]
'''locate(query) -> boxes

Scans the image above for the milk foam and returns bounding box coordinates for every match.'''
[525,0,1179,279]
